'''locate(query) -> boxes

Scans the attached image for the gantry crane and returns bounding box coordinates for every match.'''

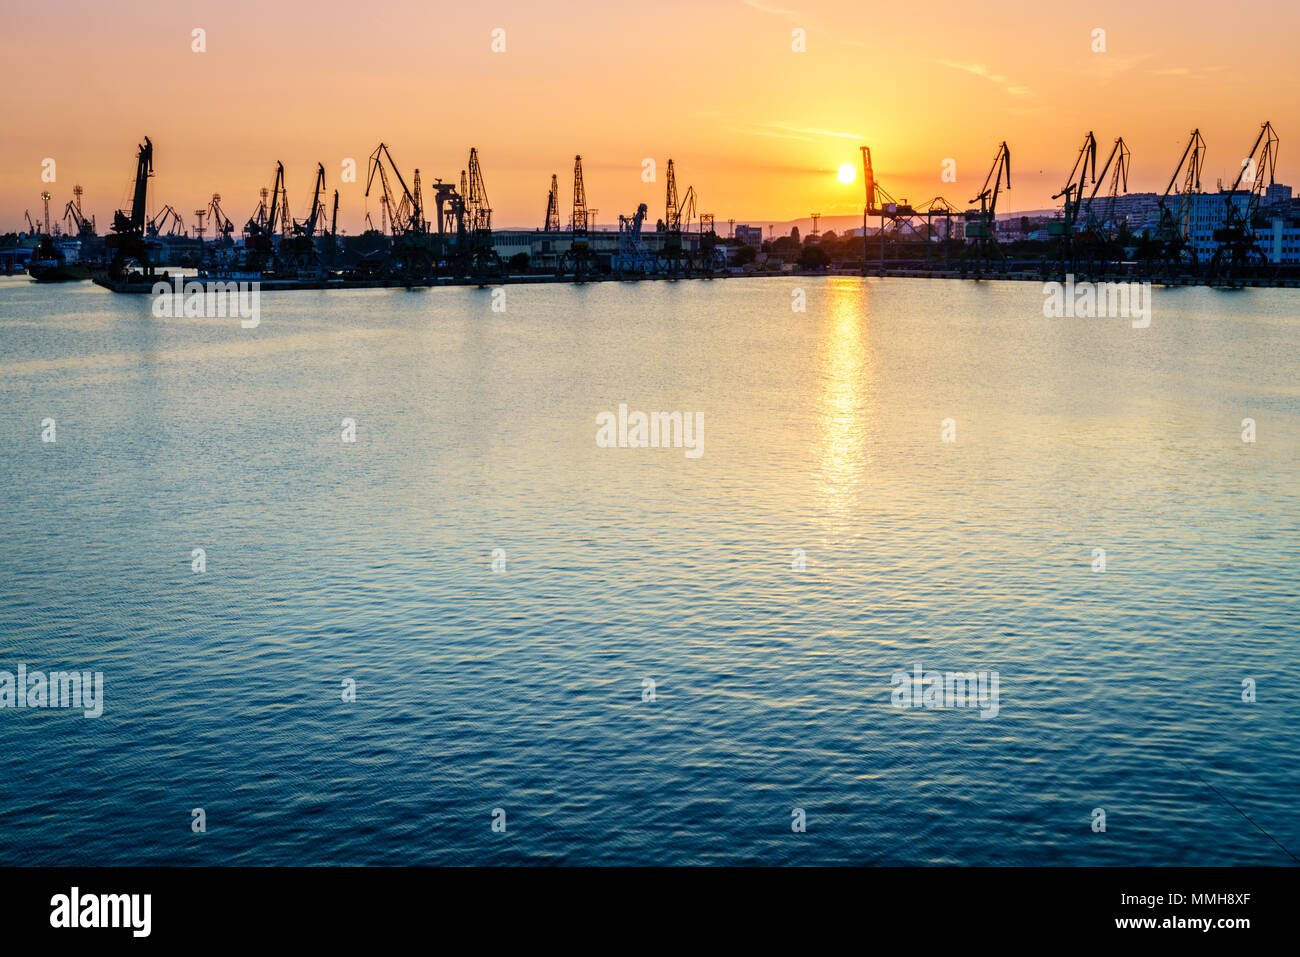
[858,146,938,272]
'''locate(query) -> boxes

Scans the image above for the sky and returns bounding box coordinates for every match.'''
[3,0,1298,235]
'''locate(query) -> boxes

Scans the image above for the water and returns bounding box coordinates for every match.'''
[0,274,1297,865]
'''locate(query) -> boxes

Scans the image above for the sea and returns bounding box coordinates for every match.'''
[0,274,1296,865]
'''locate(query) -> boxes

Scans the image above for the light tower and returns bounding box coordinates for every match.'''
[41,191,52,234]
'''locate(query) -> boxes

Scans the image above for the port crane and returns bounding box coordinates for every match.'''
[365,143,435,280]
[658,159,697,276]
[1049,132,1096,276]
[1209,121,1279,279]
[292,164,327,237]
[23,210,38,235]
[559,154,600,279]
[366,143,425,235]
[147,204,185,238]
[243,162,286,269]
[1148,129,1205,277]
[281,163,328,274]
[698,212,724,275]
[464,147,501,277]
[612,202,656,276]
[544,174,561,232]
[1076,137,1131,275]
[858,146,945,271]
[428,178,465,251]
[325,189,341,266]
[106,136,155,279]
[207,194,235,244]
[62,185,96,238]
[963,142,1011,275]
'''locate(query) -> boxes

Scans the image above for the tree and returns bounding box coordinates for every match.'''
[734,244,757,265]
[790,225,800,244]
[798,244,831,270]
[508,252,530,271]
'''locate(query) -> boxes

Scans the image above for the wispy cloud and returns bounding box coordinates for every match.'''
[769,122,863,140]
[1152,64,1225,77]
[935,60,1032,97]
[719,118,863,143]
[727,126,813,143]
[743,0,801,18]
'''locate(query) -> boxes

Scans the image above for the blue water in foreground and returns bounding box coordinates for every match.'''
[0,274,1296,865]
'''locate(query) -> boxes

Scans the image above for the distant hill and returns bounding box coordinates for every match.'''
[721,210,1060,240]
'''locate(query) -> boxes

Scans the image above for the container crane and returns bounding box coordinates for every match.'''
[858,146,929,272]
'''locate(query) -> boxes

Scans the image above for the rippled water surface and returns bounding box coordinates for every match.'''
[0,274,1297,865]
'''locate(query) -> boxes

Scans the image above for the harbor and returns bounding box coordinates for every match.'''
[6,122,1300,293]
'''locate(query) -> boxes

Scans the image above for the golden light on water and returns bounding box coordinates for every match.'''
[817,279,873,518]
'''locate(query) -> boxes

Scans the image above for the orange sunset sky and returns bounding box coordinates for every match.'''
[3,0,1298,235]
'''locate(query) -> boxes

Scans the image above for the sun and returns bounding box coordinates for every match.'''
[837,163,856,184]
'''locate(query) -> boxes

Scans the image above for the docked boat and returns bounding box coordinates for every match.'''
[28,237,92,282]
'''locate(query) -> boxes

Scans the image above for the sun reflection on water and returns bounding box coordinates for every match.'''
[816,279,874,516]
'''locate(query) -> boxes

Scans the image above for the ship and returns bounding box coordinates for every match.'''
[28,237,93,282]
